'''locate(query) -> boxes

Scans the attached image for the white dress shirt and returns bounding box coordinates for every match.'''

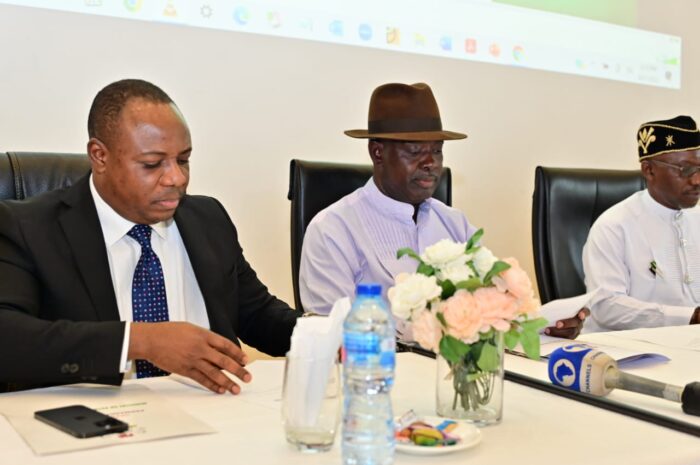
[89,176,209,377]
[583,189,699,331]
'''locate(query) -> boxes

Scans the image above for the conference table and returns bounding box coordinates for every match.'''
[1,327,699,464]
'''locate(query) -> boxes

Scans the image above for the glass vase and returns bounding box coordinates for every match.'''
[435,332,504,425]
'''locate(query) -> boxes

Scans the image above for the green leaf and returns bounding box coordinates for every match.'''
[504,328,520,350]
[436,312,448,329]
[482,260,511,285]
[520,328,541,360]
[465,244,481,255]
[455,277,483,292]
[397,247,421,263]
[477,341,499,372]
[417,262,436,277]
[466,228,484,251]
[519,317,548,332]
[439,335,471,364]
[440,280,456,299]
[469,339,484,361]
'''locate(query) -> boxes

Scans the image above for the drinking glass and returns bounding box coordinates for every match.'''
[282,355,341,452]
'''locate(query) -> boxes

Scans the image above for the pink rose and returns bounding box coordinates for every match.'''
[474,287,519,332]
[493,257,534,300]
[517,295,541,316]
[440,290,482,342]
[412,309,443,351]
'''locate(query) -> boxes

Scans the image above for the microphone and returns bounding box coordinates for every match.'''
[547,344,700,416]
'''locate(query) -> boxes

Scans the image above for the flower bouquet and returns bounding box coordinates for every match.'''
[387,229,546,424]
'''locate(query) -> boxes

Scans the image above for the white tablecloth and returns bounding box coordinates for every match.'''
[1,349,698,464]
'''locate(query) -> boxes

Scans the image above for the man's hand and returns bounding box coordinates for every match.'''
[128,322,251,394]
[544,308,590,339]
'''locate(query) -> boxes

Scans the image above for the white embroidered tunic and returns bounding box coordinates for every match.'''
[583,189,699,331]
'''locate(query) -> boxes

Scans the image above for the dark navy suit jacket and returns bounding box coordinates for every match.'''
[0,174,300,391]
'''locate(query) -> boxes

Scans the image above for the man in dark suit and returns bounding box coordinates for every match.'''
[0,79,301,393]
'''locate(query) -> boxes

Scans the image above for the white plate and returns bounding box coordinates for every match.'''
[395,416,482,456]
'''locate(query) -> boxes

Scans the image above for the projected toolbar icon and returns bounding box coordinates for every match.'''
[299,18,313,32]
[358,24,372,41]
[123,0,142,13]
[512,45,524,62]
[163,1,177,18]
[465,38,476,54]
[329,20,343,37]
[386,27,400,45]
[439,36,452,51]
[414,33,426,47]
[267,11,282,28]
[489,43,501,57]
[200,4,213,19]
[233,7,249,25]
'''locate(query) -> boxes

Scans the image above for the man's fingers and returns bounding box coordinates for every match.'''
[197,342,252,384]
[545,326,578,339]
[197,360,242,393]
[555,317,580,329]
[187,368,229,394]
[577,307,591,320]
[210,351,252,384]
[208,333,248,366]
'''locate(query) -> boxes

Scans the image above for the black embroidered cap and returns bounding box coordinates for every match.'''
[637,115,700,160]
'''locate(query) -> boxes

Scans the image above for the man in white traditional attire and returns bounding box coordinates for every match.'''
[583,115,700,331]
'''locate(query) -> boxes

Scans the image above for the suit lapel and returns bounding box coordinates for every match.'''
[58,175,120,322]
[174,199,234,337]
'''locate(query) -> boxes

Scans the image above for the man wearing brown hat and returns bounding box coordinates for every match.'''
[299,82,584,338]
[583,115,700,331]
[299,83,472,327]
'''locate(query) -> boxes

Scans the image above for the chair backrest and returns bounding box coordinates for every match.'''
[287,159,452,311]
[532,166,646,304]
[0,152,90,201]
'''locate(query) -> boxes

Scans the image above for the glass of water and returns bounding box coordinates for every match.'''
[282,355,341,452]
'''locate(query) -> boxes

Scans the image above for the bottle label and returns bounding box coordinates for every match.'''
[344,333,395,369]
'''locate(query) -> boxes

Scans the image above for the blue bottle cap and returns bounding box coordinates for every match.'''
[356,283,382,296]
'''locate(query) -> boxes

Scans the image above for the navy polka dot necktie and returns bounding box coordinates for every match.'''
[128,224,170,378]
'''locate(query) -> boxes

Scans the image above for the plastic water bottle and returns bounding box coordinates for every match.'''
[342,283,396,465]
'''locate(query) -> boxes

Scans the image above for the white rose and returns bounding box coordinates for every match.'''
[420,239,467,268]
[436,259,475,284]
[472,246,498,278]
[388,273,442,320]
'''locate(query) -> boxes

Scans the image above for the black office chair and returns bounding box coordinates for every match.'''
[0,151,90,393]
[532,166,646,304]
[0,152,90,201]
[287,159,452,312]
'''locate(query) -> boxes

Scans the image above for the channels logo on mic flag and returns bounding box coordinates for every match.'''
[548,344,593,392]
[548,345,616,396]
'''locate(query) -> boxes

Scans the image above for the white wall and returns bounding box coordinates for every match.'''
[1,1,698,311]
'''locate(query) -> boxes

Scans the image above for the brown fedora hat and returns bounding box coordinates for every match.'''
[344,82,467,141]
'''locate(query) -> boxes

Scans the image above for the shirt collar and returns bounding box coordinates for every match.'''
[89,174,169,247]
[363,177,432,223]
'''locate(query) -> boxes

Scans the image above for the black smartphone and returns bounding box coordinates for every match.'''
[34,405,129,438]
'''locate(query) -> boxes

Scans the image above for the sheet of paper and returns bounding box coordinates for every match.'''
[539,291,595,326]
[604,325,700,352]
[0,384,215,455]
[171,360,285,410]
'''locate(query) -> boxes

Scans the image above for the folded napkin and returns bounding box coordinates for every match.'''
[285,297,351,427]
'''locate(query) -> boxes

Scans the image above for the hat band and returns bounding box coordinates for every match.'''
[368,117,442,134]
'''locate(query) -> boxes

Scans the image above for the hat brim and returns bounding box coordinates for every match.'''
[344,129,467,141]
